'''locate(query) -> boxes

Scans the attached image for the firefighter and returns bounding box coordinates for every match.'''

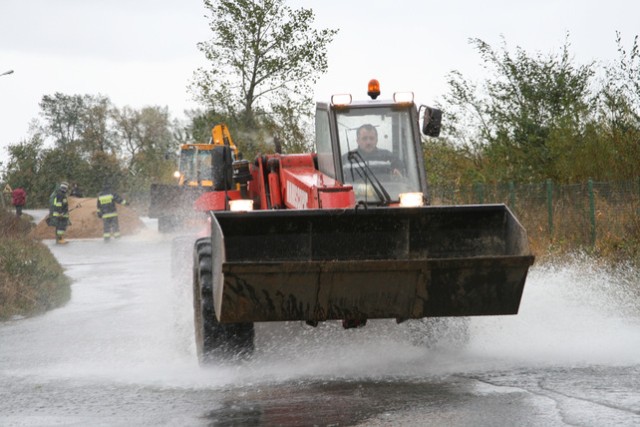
[70,183,84,197]
[51,182,70,245]
[97,184,127,242]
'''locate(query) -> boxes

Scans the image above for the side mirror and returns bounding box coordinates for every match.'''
[422,106,442,137]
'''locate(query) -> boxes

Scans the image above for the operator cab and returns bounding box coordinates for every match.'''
[175,125,240,189]
[315,79,441,206]
[178,145,215,187]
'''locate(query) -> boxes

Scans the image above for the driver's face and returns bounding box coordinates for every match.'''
[357,129,378,153]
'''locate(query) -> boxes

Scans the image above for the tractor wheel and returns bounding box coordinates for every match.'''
[193,239,255,363]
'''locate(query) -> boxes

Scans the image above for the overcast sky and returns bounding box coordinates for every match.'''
[1,0,638,167]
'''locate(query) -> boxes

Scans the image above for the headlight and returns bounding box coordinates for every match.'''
[331,94,352,106]
[399,192,424,207]
[229,199,254,212]
[393,92,414,104]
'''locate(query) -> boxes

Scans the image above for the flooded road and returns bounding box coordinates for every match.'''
[1,215,640,426]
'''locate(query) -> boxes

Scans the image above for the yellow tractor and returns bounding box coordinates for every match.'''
[148,124,239,232]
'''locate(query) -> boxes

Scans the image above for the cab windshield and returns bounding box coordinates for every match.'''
[336,107,422,204]
[179,148,196,183]
[179,147,213,184]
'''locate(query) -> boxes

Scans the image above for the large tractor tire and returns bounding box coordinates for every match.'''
[193,238,255,363]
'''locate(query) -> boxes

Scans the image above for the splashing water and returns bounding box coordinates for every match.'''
[465,255,640,368]
[190,255,640,386]
[5,232,638,390]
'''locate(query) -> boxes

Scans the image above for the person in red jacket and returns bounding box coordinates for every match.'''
[11,187,26,217]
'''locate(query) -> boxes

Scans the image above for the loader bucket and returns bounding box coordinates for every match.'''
[209,205,535,323]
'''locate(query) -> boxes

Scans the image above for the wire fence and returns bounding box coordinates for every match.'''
[430,178,640,251]
[3,176,639,254]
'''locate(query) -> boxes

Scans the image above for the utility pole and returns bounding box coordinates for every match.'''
[1,70,14,208]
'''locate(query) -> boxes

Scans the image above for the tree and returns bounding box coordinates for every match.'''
[191,0,337,155]
[111,105,178,193]
[38,93,114,156]
[87,151,125,196]
[442,35,595,183]
[39,147,93,196]
[602,32,640,122]
[111,106,142,164]
[80,95,114,154]
[183,108,231,144]
[4,136,47,206]
[3,136,96,207]
[595,32,640,180]
[5,93,181,204]
[38,93,85,150]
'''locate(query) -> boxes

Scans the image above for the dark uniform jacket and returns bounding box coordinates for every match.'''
[97,191,126,219]
[51,190,69,219]
[343,148,405,174]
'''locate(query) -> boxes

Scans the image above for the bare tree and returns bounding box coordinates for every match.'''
[190,0,337,153]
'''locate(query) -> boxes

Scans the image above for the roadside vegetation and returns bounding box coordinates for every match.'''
[421,32,640,265]
[0,209,70,320]
[428,179,640,266]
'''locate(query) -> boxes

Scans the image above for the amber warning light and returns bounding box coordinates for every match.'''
[367,79,380,99]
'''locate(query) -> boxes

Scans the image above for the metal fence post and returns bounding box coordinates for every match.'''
[508,181,515,210]
[588,178,596,246]
[546,179,553,236]
[475,182,484,204]
[637,176,640,215]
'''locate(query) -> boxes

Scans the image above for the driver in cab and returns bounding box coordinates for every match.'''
[344,124,404,177]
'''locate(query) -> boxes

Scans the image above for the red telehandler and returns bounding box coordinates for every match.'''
[185,80,534,363]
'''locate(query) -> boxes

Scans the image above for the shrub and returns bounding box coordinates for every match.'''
[0,210,71,320]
